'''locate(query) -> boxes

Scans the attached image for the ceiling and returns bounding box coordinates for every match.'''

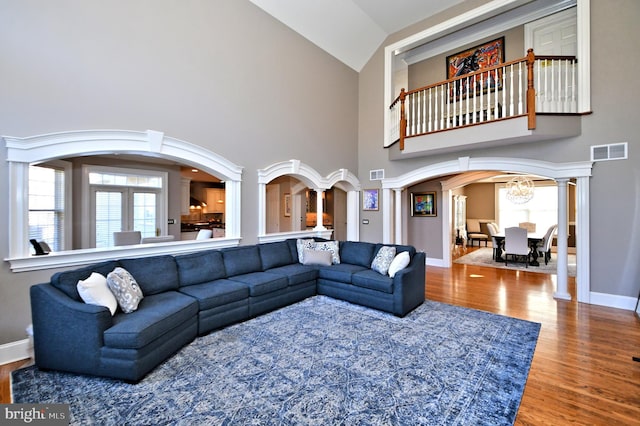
[249,0,464,71]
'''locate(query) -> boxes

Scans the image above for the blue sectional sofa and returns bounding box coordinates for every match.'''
[30,239,425,382]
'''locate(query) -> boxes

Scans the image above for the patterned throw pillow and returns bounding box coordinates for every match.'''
[371,246,397,275]
[296,239,316,264]
[106,267,144,314]
[313,240,341,264]
[77,272,118,315]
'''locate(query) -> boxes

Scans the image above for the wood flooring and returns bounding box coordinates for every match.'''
[2,247,640,425]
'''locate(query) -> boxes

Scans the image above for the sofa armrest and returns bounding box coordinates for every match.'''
[391,251,426,316]
[30,283,113,374]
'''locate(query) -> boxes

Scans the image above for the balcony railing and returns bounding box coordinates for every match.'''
[389,49,578,150]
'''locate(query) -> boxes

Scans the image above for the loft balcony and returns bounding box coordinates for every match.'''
[387,49,583,159]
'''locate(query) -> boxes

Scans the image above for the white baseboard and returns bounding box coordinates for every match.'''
[590,292,638,311]
[0,338,32,366]
[426,257,448,267]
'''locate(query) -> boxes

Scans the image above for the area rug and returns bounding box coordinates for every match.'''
[12,296,540,425]
[454,247,576,276]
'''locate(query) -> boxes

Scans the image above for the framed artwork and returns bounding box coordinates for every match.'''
[362,189,379,211]
[284,193,291,217]
[446,37,505,99]
[411,192,437,217]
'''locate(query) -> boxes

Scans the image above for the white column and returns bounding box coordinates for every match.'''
[313,189,327,231]
[382,188,393,244]
[394,189,403,244]
[8,162,29,257]
[257,182,266,236]
[346,190,359,241]
[575,176,590,303]
[225,180,242,239]
[555,178,571,300]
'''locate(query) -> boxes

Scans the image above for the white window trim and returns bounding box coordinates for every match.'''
[82,165,168,248]
[3,129,243,272]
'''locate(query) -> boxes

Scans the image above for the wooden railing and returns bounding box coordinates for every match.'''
[390,49,578,150]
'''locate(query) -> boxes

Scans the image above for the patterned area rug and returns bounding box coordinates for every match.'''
[12,296,540,425]
[454,247,577,276]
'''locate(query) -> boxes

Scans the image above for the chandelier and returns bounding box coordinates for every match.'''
[506,175,534,204]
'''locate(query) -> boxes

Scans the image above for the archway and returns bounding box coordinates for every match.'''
[257,160,361,242]
[4,129,243,271]
[382,156,592,303]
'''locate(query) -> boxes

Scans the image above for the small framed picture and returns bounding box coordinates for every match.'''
[284,193,291,217]
[411,192,437,217]
[362,189,379,211]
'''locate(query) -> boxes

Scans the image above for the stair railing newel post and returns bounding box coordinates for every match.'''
[399,88,407,151]
[526,48,536,130]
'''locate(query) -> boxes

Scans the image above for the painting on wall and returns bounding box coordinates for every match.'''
[284,193,291,217]
[411,192,437,217]
[362,189,379,211]
[446,37,505,99]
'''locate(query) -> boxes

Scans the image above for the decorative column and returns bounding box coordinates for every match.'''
[257,182,266,236]
[313,189,326,231]
[346,190,359,241]
[382,188,393,244]
[554,178,571,300]
[394,189,403,244]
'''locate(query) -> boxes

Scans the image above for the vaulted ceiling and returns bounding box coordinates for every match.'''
[249,0,464,71]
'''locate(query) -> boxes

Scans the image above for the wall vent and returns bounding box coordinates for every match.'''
[591,142,628,162]
[369,169,385,180]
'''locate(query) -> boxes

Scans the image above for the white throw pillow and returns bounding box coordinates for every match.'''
[371,246,396,275]
[302,248,332,266]
[312,241,341,264]
[77,272,118,315]
[388,251,411,278]
[296,238,316,264]
[106,267,144,314]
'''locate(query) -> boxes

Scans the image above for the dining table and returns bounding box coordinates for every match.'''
[493,233,544,266]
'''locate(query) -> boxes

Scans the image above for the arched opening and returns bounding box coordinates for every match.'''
[4,129,243,271]
[382,156,592,303]
[257,160,360,243]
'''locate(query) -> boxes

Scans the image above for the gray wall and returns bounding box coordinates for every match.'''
[358,0,640,301]
[0,0,358,344]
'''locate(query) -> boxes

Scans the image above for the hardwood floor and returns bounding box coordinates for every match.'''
[2,249,639,424]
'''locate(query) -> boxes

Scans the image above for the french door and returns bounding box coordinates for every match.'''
[91,186,160,248]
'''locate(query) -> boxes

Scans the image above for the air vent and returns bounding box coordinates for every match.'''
[591,142,628,162]
[370,169,384,180]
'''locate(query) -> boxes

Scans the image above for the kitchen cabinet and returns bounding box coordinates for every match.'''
[205,188,225,214]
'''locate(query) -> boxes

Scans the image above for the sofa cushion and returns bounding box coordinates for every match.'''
[222,246,262,277]
[178,279,249,311]
[266,263,318,286]
[375,243,416,258]
[259,241,293,270]
[228,272,288,297]
[51,260,120,301]
[106,267,144,314]
[352,269,394,294]
[317,263,368,284]
[339,241,377,267]
[371,246,396,275]
[77,272,118,315]
[175,250,226,287]
[118,256,179,295]
[103,291,197,349]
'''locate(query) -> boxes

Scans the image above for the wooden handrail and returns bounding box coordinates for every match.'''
[389,49,578,150]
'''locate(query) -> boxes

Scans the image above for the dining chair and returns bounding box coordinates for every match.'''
[466,218,489,247]
[113,231,142,246]
[518,222,536,233]
[537,224,558,265]
[196,229,213,240]
[504,226,529,267]
[486,222,500,260]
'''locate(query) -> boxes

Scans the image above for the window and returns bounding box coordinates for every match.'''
[86,167,166,248]
[28,164,66,252]
[497,183,558,233]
